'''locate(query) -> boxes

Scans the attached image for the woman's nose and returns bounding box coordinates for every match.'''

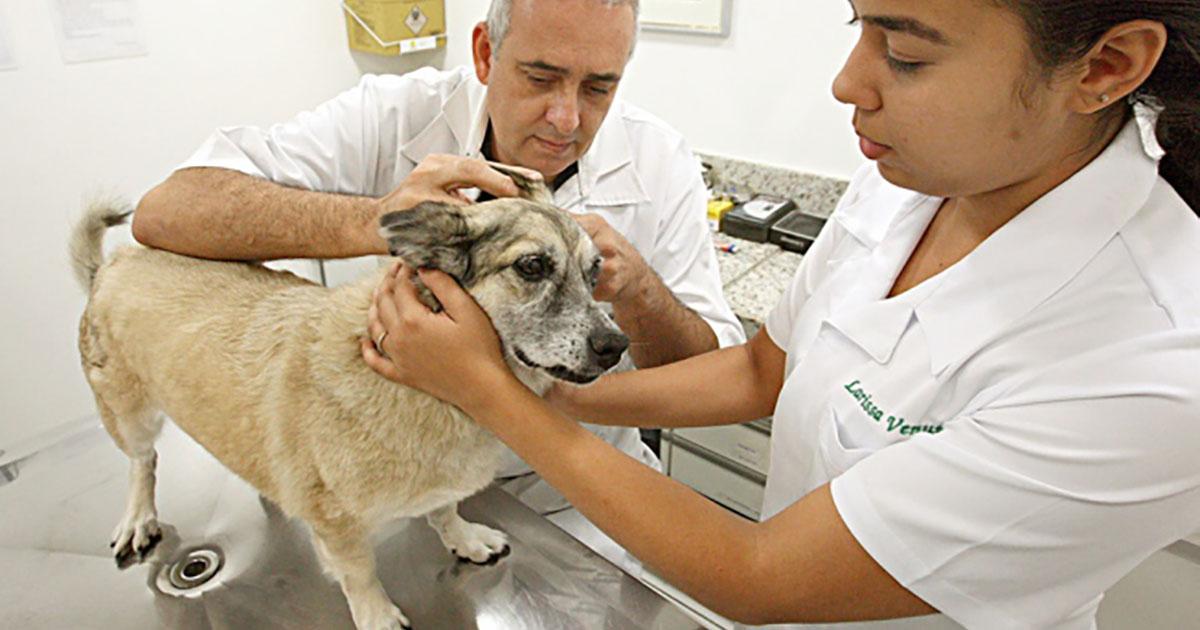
[831,37,882,112]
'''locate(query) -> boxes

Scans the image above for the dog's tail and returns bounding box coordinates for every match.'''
[69,197,132,291]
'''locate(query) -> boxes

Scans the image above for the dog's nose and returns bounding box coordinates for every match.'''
[588,331,629,370]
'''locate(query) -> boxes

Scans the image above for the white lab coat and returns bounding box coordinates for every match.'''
[176,66,745,574]
[756,117,1200,629]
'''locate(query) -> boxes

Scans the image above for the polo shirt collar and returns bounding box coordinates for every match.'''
[915,119,1161,375]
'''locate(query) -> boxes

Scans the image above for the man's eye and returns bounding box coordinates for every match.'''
[514,254,552,281]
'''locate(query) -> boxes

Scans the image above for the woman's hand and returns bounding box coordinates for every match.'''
[362,262,517,411]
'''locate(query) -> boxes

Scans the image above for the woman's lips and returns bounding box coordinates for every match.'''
[858,134,892,160]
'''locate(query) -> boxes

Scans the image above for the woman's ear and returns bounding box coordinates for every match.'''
[1072,19,1168,114]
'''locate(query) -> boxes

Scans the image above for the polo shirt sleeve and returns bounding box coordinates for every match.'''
[175,74,393,195]
[647,138,745,348]
[830,330,1200,629]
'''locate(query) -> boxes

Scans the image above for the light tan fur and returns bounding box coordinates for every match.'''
[72,186,624,630]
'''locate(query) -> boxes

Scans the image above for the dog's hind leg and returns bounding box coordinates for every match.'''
[91,388,164,568]
[310,518,410,630]
[81,319,165,568]
[426,504,509,565]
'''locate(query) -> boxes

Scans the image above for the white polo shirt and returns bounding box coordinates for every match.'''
[762,119,1200,629]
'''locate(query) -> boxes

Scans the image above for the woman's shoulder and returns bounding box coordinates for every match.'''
[1118,176,1200,329]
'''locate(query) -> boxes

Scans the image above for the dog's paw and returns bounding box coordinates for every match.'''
[446,522,509,565]
[350,598,411,630]
[110,514,162,569]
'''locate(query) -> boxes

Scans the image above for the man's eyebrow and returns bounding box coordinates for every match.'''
[519,61,621,82]
[861,15,950,45]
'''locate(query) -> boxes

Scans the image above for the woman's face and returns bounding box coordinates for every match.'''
[834,0,1087,199]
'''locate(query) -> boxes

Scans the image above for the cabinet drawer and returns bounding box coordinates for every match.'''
[674,424,770,477]
[667,443,764,520]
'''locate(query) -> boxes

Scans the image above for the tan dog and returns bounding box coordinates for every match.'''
[71,175,628,630]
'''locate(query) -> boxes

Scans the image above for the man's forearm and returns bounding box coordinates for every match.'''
[612,274,718,368]
[133,167,386,261]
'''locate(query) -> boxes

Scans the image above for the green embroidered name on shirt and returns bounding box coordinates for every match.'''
[843,380,944,436]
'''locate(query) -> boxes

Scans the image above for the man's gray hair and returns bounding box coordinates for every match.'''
[485,0,639,56]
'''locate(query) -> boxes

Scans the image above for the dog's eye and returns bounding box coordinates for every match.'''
[514,254,552,282]
[587,258,602,288]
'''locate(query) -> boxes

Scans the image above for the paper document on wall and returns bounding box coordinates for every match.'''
[49,0,147,64]
[0,4,16,71]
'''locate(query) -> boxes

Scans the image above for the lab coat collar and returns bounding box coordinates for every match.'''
[399,72,649,208]
[399,73,489,165]
[915,119,1161,375]
[559,107,650,208]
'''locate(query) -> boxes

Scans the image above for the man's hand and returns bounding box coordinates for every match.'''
[575,213,655,305]
[352,155,535,255]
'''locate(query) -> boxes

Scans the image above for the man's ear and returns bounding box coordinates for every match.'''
[378,202,478,282]
[472,22,494,85]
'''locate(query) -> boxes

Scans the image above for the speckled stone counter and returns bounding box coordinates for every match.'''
[700,153,849,326]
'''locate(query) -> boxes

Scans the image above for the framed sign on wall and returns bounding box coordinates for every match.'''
[640,0,732,36]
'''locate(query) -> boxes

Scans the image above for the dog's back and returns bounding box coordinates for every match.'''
[75,207,501,519]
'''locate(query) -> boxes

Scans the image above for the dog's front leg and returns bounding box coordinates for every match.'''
[310,519,409,630]
[426,504,509,564]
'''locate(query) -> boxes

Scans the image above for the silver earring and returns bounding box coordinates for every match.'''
[1098,94,1111,104]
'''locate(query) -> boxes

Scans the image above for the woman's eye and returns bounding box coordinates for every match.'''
[885,54,925,74]
[514,255,552,281]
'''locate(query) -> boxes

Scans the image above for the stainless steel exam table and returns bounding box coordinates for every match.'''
[0,418,702,629]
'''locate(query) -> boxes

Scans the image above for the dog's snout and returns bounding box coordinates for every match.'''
[587,331,629,370]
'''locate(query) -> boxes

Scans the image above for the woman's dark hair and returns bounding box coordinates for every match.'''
[1001,1,1200,214]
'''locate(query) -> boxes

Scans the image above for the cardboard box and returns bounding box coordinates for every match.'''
[344,0,446,56]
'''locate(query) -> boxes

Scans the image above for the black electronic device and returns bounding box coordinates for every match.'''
[719,195,796,242]
[769,210,827,254]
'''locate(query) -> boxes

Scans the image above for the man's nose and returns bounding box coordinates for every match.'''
[587,330,629,370]
[546,90,581,136]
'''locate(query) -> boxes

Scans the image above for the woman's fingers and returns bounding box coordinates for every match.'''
[418,268,482,324]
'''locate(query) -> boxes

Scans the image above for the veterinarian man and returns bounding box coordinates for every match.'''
[132,0,743,574]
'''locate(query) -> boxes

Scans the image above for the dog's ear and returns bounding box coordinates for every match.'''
[487,161,554,205]
[378,202,487,282]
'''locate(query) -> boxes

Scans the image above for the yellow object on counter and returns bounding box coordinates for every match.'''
[707,198,735,222]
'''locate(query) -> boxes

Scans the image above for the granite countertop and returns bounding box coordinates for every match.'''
[698,151,849,327]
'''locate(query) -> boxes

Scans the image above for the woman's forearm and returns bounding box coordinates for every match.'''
[552,328,786,428]
[466,378,767,621]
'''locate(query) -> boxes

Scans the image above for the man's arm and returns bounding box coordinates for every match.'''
[577,214,720,368]
[133,167,385,260]
[133,157,525,261]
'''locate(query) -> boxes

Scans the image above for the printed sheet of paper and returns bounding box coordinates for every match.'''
[0,3,16,71]
[50,0,146,64]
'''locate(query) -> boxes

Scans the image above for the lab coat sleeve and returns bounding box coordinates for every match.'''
[649,141,745,348]
[176,75,392,196]
[829,329,1200,629]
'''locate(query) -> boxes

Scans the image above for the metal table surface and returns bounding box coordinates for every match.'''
[0,418,703,629]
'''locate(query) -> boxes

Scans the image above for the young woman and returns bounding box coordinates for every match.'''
[363,1,1200,627]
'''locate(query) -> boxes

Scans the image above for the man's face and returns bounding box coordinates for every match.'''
[473,0,636,182]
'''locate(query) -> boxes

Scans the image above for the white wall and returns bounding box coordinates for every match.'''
[0,1,437,449]
[444,0,864,179]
